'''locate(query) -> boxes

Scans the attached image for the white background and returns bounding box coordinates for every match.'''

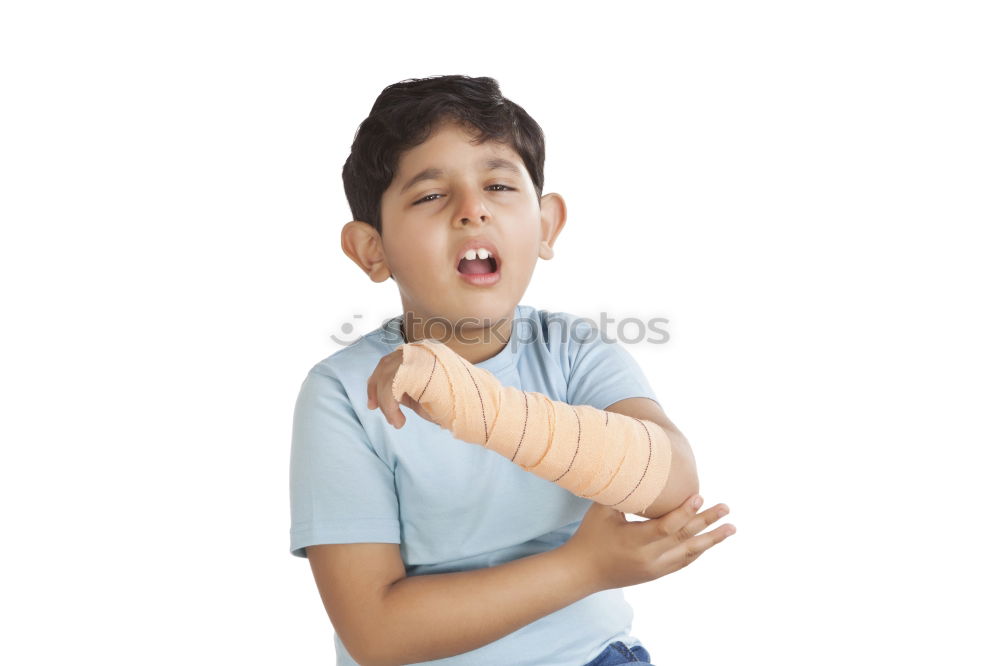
[2,1,998,664]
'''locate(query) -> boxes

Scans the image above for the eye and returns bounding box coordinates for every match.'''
[413,184,516,205]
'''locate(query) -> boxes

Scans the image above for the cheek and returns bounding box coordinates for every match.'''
[388,236,445,276]
[508,225,542,259]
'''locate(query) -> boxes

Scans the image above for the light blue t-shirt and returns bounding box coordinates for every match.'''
[289,303,661,666]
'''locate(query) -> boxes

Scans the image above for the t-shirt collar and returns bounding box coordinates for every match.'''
[379,304,521,373]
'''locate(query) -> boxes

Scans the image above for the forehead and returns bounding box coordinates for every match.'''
[392,123,527,195]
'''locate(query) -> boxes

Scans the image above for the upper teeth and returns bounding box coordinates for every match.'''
[464,248,492,261]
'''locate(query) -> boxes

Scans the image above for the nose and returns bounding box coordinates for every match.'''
[450,185,491,228]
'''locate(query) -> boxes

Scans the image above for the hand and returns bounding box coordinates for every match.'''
[559,493,736,593]
[366,348,436,429]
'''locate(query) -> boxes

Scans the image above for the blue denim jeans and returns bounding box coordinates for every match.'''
[581,640,654,666]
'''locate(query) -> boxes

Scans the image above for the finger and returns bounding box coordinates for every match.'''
[660,523,736,569]
[648,493,705,538]
[677,503,730,543]
[379,381,407,429]
[652,499,730,546]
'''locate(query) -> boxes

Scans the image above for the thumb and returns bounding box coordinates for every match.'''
[400,393,439,424]
[399,393,417,410]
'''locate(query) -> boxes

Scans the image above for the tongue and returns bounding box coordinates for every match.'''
[458,258,493,275]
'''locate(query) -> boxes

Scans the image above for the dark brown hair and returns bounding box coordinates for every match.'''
[342,75,546,235]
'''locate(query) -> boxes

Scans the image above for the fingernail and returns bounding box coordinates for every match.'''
[692,495,703,510]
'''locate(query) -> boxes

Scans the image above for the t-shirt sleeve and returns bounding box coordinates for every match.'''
[564,318,662,411]
[289,368,400,558]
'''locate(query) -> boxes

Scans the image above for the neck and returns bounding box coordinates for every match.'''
[400,307,515,365]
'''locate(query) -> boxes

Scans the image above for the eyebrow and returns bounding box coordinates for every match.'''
[399,157,523,195]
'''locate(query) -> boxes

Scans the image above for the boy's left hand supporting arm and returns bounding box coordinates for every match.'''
[376,339,698,517]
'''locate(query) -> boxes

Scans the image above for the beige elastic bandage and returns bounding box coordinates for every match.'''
[390,338,673,515]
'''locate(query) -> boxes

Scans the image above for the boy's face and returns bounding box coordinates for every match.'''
[372,120,565,334]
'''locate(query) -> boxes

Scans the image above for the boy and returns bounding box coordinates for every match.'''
[289,75,736,666]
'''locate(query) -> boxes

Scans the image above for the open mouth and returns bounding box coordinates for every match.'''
[457,254,499,275]
[455,243,501,276]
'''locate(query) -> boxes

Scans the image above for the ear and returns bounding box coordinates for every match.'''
[538,193,567,260]
[341,221,393,282]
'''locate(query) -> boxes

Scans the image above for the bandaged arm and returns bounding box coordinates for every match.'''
[391,338,673,515]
